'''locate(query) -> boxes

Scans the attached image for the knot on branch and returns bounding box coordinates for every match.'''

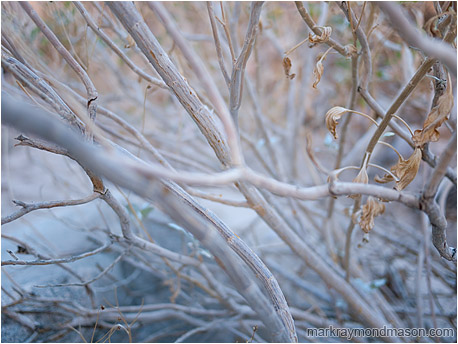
[12,199,27,208]
[14,134,32,147]
[327,173,339,199]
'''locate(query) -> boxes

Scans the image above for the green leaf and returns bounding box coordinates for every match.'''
[140,206,154,219]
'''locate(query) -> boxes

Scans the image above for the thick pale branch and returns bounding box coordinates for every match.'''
[39,78,297,342]
[2,95,298,342]
[142,1,242,166]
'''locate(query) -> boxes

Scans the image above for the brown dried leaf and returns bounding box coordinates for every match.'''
[412,73,454,148]
[348,165,369,199]
[325,106,351,139]
[374,173,394,184]
[312,58,324,89]
[309,26,332,43]
[359,196,385,233]
[282,57,296,80]
[375,148,422,190]
[393,147,422,191]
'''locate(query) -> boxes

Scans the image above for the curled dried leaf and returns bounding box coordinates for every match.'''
[325,106,351,139]
[282,56,296,80]
[309,26,332,43]
[312,47,333,89]
[359,196,385,233]
[393,148,422,191]
[374,173,394,184]
[375,147,422,191]
[312,58,324,89]
[412,73,454,148]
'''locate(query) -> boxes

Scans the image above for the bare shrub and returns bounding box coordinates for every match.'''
[2,2,456,342]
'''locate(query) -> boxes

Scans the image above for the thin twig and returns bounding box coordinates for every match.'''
[228,2,264,123]
[2,192,100,225]
[35,249,129,287]
[294,2,348,56]
[207,2,231,87]
[2,241,112,266]
[73,2,167,89]
[19,2,98,125]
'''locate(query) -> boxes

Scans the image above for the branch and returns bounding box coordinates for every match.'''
[338,2,372,89]
[185,188,249,207]
[424,132,457,199]
[294,1,348,56]
[3,95,424,208]
[41,78,298,341]
[377,2,457,76]
[0,85,407,339]
[421,199,457,261]
[1,192,100,225]
[359,87,457,184]
[143,1,242,166]
[421,132,457,262]
[19,2,98,123]
[229,2,264,122]
[207,2,231,87]
[100,190,201,267]
[363,58,436,159]
[72,2,167,89]
[2,241,112,266]
[1,52,84,131]
[35,250,129,287]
